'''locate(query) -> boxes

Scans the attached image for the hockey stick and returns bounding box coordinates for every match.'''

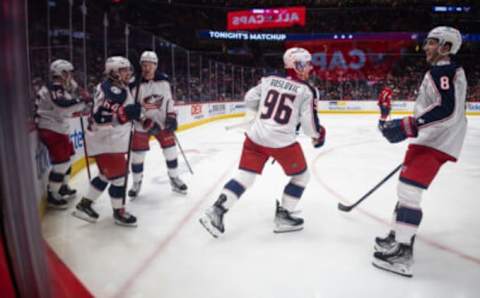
[79,117,91,180]
[122,75,141,205]
[337,163,403,212]
[225,120,252,131]
[174,133,194,175]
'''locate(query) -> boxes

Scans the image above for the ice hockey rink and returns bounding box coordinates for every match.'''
[42,114,480,298]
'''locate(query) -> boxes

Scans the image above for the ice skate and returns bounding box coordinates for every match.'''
[113,208,138,227]
[274,200,304,233]
[59,184,77,200]
[170,176,188,194]
[47,191,69,210]
[199,194,227,238]
[372,243,413,277]
[72,198,99,223]
[128,180,143,199]
[374,230,396,253]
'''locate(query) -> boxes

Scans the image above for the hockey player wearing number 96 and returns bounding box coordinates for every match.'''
[373,26,467,277]
[199,47,326,238]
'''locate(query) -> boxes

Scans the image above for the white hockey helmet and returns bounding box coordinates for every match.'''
[50,59,74,77]
[140,51,158,64]
[283,47,312,70]
[426,26,462,55]
[105,56,131,75]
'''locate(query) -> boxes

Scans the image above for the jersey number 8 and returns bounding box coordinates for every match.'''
[260,90,295,124]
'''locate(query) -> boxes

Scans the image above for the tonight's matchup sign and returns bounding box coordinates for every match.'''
[227,6,306,31]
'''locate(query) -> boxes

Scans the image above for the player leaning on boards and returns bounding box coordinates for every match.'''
[128,51,187,199]
[72,56,142,227]
[36,59,92,209]
[374,26,467,277]
[200,47,326,237]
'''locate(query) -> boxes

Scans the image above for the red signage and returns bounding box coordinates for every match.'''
[191,104,202,115]
[227,6,306,31]
[285,40,415,82]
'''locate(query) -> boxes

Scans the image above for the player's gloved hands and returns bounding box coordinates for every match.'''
[143,118,161,135]
[118,103,142,123]
[312,125,326,148]
[380,116,418,143]
[165,115,177,132]
[79,88,93,103]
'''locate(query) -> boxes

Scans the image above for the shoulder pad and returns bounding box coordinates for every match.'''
[48,82,64,93]
[154,72,169,82]
[101,80,127,103]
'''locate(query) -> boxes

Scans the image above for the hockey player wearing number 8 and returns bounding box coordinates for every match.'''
[199,47,326,238]
[127,51,187,199]
[72,56,142,227]
[374,26,467,277]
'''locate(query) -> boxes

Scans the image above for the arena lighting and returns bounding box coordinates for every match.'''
[432,5,471,13]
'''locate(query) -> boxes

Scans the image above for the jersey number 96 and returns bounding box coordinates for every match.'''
[260,90,295,125]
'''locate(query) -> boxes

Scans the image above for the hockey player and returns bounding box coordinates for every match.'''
[128,51,187,198]
[36,59,91,209]
[373,26,467,277]
[199,47,326,237]
[72,56,142,227]
[377,82,393,125]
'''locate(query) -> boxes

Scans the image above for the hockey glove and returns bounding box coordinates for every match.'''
[118,103,141,123]
[380,116,418,143]
[312,125,326,148]
[79,88,93,103]
[165,115,178,132]
[143,118,161,135]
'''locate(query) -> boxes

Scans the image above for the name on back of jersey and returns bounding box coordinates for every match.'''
[270,78,300,93]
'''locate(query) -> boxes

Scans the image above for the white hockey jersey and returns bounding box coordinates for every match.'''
[411,60,467,159]
[35,80,87,134]
[85,80,134,156]
[130,73,175,132]
[245,75,321,148]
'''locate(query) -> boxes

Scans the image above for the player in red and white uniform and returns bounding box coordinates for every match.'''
[72,56,142,227]
[128,51,187,198]
[373,27,467,277]
[199,47,326,237]
[378,83,393,123]
[36,59,91,209]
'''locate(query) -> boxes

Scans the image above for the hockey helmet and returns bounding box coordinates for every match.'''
[426,26,462,55]
[140,51,158,64]
[283,47,312,70]
[50,59,74,77]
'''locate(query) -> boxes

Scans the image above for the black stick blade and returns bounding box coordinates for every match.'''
[337,202,353,212]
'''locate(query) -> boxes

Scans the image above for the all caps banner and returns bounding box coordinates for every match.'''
[227,6,306,31]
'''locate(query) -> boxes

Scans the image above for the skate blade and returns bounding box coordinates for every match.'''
[61,194,77,201]
[72,210,98,223]
[172,187,188,195]
[48,203,69,210]
[273,225,304,233]
[114,220,138,227]
[199,217,221,238]
[372,258,413,278]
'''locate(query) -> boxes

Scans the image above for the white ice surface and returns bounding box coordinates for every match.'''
[42,115,480,298]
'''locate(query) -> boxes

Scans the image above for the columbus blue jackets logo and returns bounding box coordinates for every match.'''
[110,86,122,94]
[143,94,164,110]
